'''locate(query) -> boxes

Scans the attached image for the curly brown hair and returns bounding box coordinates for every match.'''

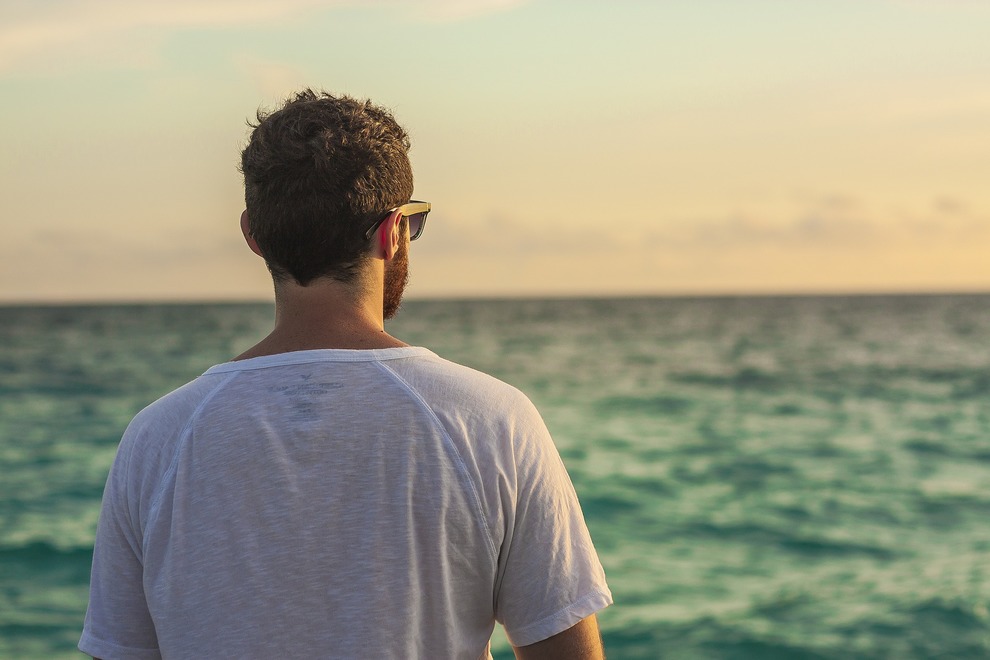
[239,89,414,285]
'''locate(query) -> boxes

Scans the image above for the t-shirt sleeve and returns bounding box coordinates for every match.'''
[79,432,161,659]
[492,398,613,647]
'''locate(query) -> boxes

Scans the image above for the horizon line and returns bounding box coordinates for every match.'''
[2,287,990,308]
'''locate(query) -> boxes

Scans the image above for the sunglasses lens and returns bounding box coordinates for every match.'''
[407,212,428,240]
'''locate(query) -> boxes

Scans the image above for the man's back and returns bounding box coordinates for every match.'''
[81,348,611,658]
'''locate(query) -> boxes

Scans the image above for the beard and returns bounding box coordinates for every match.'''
[382,236,409,320]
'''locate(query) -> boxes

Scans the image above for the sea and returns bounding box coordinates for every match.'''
[1,294,989,659]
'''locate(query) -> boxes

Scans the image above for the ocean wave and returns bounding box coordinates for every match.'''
[668,367,786,392]
[831,598,990,658]
[593,394,694,415]
[678,521,899,560]
[0,540,93,565]
[599,617,838,660]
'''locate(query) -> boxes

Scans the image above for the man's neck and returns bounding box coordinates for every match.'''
[233,277,407,361]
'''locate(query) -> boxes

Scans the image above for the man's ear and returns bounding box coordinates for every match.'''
[241,210,264,257]
[379,210,403,260]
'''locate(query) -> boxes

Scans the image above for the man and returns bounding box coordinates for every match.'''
[80,89,612,659]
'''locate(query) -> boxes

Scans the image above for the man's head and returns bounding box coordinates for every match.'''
[239,89,414,286]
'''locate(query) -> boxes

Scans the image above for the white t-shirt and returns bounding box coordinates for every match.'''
[80,347,611,659]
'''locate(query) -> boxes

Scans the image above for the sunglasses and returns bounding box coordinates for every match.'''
[363,201,431,242]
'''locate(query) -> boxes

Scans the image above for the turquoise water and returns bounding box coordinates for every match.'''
[2,295,989,658]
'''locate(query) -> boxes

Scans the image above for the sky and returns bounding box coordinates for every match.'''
[1,0,988,302]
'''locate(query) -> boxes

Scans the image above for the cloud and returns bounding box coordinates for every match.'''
[884,0,987,8]
[417,195,990,265]
[0,0,532,74]
[0,0,330,72]
[233,54,311,99]
[400,0,530,23]
[0,223,264,302]
[656,195,990,251]
[416,208,631,260]
[19,225,238,266]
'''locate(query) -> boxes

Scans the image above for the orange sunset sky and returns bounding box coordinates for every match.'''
[1,0,988,302]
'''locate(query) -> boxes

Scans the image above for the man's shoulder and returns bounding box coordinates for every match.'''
[106,373,228,484]
[123,373,228,444]
[389,353,550,447]
[392,352,533,409]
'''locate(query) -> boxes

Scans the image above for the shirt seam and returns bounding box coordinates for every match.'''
[203,348,434,375]
[374,361,500,565]
[144,371,242,541]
